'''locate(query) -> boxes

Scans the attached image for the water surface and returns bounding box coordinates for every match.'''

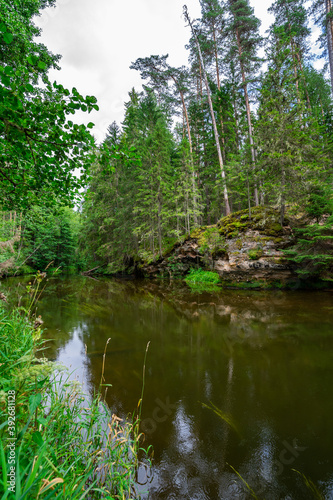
[2,276,333,499]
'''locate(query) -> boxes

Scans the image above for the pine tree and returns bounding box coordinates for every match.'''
[225,0,263,205]
[310,0,333,95]
[269,0,311,110]
[184,4,231,215]
[130,55,201,224]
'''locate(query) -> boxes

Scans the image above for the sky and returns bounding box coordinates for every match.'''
[34,0,303,143]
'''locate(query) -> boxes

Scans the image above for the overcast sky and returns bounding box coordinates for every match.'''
[34,0,293,143]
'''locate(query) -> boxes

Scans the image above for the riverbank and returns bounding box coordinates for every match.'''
[0,275,147,499]
[135,207,333,290]
[1,206,332,291]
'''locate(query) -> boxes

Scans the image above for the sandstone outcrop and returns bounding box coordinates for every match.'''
[140,207,298,289]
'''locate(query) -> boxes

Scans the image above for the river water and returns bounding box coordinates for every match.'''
[2,276,333,499]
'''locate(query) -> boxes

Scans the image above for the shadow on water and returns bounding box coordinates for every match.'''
[1,275,333,499]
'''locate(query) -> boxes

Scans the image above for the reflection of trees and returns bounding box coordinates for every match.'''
[2,276,333,497]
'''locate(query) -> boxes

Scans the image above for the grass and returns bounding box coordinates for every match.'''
[185,268,220,290]
[0,275,150,499]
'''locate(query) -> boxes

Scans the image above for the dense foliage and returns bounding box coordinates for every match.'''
[0,0,333,281]
[0,0,97,210]
[80,0,333,276]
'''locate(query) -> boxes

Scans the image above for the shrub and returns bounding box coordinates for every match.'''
[185,267,220,285]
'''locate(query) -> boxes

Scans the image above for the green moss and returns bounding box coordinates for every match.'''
[264,222,283,236]
[248,247,263,260]
[236,239,243,250]
[211,246,228,259]
[218,206,287,239]
[190,227,205,239]
[162,234,188,258]
[191,226,227,256]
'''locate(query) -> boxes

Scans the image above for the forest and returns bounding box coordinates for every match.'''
[1,0,333,281]
[1,2,333,498]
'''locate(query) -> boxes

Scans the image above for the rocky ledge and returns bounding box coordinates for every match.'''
[140,206,298,289]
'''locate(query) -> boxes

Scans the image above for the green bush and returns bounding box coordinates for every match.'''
[185,267,220,285]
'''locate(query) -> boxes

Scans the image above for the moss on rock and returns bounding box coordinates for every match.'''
[217,206,288,239]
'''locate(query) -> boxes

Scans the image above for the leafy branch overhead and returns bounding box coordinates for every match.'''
[0,0,99,210]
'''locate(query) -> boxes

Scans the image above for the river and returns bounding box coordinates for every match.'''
[2,276,333,499]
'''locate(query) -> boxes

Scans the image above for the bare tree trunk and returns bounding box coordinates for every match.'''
[13,211,16,237]
[290,41,302,106]
[296,51,312,111]
[231,78,240,151]
[326,0,333,95]
[280,166,286,226]
[184,6,231,215]
[170,75,198,225]
[212,23,227,162]
[235,27,259,206]
[158,190,162,257]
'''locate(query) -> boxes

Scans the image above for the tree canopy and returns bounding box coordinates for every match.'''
[0,0,98,210]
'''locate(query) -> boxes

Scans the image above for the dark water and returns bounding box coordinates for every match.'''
[2,276,333,499]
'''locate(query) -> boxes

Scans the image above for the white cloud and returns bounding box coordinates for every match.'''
[39,0,321,143]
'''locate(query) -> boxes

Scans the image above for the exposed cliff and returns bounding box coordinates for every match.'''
[140,206,299,289]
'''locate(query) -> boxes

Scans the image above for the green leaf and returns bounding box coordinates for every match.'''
[32,431,44,447]
[87,122,94,129]
[38,61,46,70]
[29,393,42,414]
[25,83,34,93]
[4,66,14,75]
[3,32,13,44]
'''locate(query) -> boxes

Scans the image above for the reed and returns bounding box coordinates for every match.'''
[0,283,150,499]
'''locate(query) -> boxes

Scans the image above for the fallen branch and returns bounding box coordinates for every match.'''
[82,264,106,275]
[14,245,41,276]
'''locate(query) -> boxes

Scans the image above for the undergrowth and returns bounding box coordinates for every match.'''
[0,274,150,499]
[185,268,221,291]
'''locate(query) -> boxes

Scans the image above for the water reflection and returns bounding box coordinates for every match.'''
[1,276,333,499]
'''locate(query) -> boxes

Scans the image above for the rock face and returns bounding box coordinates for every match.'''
[141,207,298,288]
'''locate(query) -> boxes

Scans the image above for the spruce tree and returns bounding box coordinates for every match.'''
[256,27,330,223]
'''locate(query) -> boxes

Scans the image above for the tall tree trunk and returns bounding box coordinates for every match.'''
[290,39,302,106]
[170,74,198,225]
[326,0,333,95]
[280,165,286,226]
[184,6,231,215]
[235,27,259,206]
[212,22,227,162]
[158,190,162,257]
[284,6,311,113]
[230,76,240,151]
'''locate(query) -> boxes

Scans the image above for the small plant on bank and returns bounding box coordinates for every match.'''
[185,268,220,291]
